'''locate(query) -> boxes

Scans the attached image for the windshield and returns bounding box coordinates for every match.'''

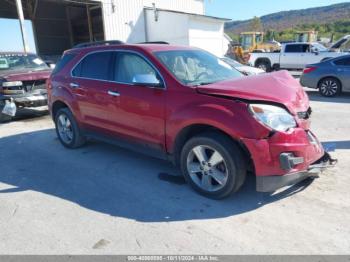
[154,50,243,86]
[0,53,48,72]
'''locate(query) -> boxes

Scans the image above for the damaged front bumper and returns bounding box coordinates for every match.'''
[256,152,337,192]
[0,91,47,108]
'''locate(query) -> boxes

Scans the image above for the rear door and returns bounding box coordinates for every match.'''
[70,51,121,132]
[109,51,166,149]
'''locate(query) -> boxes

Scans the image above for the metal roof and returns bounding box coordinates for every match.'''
[143,7,231,22]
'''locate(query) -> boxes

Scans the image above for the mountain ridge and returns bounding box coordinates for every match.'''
[225,2,350,34]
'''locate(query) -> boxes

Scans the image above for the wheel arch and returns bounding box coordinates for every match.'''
[254,58,272,72]
[172,123,252,169]
[52,100,71,120]
[254,57,271,67]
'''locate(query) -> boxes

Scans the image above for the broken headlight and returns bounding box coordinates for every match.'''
[248,104,296,132]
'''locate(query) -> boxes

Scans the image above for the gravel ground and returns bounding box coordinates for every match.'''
[0,90,349,254]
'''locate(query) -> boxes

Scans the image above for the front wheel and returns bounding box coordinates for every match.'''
[318,77,341,97]
[54,107,86,148]
[180,132,247,199]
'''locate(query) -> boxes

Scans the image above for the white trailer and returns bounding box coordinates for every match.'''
[101,0,230,56]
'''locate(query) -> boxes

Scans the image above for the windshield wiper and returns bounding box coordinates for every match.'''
[194,81,215,86]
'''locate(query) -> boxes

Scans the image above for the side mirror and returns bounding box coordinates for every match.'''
[132,74,163,88]
[311,48,319,55]
[49,63,56,69]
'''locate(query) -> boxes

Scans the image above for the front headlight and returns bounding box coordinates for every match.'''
[2,81,23,87]
[248,104,296,132]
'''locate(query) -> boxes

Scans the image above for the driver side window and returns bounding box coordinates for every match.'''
[114,52,158,84]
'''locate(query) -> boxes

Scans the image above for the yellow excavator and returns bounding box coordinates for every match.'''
[239,32,280,52]
[230,32,280,63]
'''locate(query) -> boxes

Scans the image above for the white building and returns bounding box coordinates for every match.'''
[101,0,230,56]
[0,0,231,57]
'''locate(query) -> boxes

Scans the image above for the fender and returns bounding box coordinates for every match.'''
[165,99,270,154]
[51,84,83,123]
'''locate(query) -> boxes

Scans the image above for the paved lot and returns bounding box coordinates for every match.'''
[0,89,350,254]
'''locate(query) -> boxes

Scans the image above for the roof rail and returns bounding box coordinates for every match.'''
[138,41,169,45]
[73,40,124,49]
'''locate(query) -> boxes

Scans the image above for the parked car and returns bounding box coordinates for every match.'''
[47,42,334,199]
[0,52,52,122]
[300,55,350,97]
[221,57,265,75]
[249,42,346,72]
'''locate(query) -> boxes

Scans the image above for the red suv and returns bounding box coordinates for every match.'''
[47,42,334,199]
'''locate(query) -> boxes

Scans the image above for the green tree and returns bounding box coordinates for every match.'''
[249,16,263,32]
[265,29,275,41]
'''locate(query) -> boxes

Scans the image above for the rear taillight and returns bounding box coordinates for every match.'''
[303,67,317,74]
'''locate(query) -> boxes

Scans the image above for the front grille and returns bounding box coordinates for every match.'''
[297,107,312,120]
[23,80,46,92]
[3,79,46,94]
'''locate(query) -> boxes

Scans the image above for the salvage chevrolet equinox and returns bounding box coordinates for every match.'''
[47,41,335,199]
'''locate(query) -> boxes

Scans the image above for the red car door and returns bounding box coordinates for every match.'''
[109,51,166,150]
[70,51,123,132]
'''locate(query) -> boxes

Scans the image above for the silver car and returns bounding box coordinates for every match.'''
[300,55,350,97]
[221,57,265,76]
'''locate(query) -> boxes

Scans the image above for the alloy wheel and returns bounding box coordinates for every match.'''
[320,80,338,96]
[57,114,74,144]
[186,145,228,192]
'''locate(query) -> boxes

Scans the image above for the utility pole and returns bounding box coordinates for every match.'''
[15,0,29,53]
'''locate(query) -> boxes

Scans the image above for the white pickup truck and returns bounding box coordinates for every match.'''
[248,42,346,71]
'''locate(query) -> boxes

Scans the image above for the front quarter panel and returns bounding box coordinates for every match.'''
[165,88,271,153]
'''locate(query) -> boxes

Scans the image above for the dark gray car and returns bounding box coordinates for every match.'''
[300,55,350,97]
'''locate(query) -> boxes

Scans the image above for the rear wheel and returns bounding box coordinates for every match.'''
[318,77,341,97]
[180,132,247,199]
[54,108,86,148]
[255,60,271,72]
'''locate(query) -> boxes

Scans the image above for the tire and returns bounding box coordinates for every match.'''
[180,132,247,199]
[318,77,341,97]
[255,60,271,72]
[54,107,86,148]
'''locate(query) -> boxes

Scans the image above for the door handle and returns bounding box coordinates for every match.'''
[69,82,80,88]
[108,90,120,97]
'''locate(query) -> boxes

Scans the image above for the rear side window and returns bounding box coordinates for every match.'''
[72,51,113,81]
[334,57,350,66]
[51,53,76,75]
[285,45,303,53]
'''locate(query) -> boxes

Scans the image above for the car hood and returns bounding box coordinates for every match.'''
[195,70,309,115]
[0,68,52,81]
